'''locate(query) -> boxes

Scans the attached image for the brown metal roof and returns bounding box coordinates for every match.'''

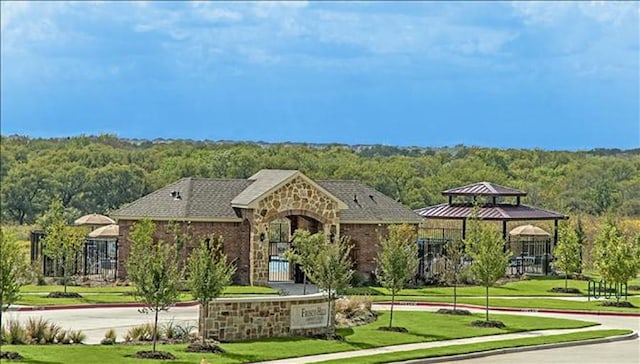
[414,203,567,221]
[442,182,526,197]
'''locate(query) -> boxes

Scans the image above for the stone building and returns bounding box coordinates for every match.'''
[112,169,422,286]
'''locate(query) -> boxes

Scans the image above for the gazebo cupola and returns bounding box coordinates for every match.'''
[443,182,527,207]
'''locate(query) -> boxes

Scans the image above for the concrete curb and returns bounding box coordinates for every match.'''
[12,300,199,311]
[378,301,640,317]
[396,331,639,363]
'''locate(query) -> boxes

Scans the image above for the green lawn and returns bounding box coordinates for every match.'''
[371,295,640,313]
[347,276,640,297]
[2,311,597,364]
[317,329,632,364]
[16,285,279,306]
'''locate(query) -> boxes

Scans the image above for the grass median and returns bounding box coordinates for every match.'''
[316,329,633,364]
[371,295,640,313]
[2,310,597,363]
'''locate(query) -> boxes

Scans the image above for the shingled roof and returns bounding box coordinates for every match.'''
[112,172,422,223]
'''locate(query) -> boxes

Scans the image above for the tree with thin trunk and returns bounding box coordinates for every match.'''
[303,232,353,338]
[464,217,510,322]
[592,221,640,303]
[0,227,27,356]
[187,235,235,345]
[127,218,181,353]
[552,221,581,290]
[376,224,418,329]
[41,198,87,293]
[288,229,323,295]
[443,238,466,312]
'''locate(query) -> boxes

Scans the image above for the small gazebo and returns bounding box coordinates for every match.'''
[414,182,568,276]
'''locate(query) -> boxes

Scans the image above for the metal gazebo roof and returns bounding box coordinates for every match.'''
[442,182,526,197]
[414,203,567,221]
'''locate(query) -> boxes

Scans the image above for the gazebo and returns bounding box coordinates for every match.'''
[414,182,568,277]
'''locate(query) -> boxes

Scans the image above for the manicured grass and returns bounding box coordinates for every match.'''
[317,329,633,364]
[2,311,597,364]
[347,276,640,297]
[371,295,640,313]
[16,286,278,306]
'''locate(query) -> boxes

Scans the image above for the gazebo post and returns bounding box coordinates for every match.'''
[502,220,507,253]
[462,219,467,240]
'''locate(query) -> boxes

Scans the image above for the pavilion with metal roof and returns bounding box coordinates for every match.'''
[414,182,568,276]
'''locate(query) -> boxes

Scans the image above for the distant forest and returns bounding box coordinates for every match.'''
[1,134,639,225]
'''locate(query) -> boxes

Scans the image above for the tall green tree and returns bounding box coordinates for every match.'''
[443,239,466,311]
[187,235,236,345]
[41,199,87,293]
[376,224,418,328]
[0,227,27,354]
[303,232,353,337]
[592,221,640,302]
[465,218,510,322]
[127,218,181,352]
[552,221,582,289]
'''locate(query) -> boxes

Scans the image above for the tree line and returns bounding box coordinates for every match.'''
[2,134,639,225]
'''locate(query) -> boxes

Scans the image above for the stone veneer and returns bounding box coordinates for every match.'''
[201,293,331,342]
[248,177,341,285]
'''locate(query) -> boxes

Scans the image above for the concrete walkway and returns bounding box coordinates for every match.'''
[257,304,640,364]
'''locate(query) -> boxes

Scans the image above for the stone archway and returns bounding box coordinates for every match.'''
[248,176,341,285]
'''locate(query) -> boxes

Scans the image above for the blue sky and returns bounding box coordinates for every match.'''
[1,1,638,150]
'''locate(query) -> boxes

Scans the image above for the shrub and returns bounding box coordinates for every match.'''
[162,320,195,341]
[124,323,157,342]
[349,272,367,287]
[55,330,67,344]
[44,323,62,344]
[4,320,27,345]
[68,330,86,344]
[101,328,117,345]
[25,317,50,344]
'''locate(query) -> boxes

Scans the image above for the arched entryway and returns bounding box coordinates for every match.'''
[267,212,324,283]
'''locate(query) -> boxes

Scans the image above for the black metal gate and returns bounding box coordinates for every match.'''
[268,219,291,282]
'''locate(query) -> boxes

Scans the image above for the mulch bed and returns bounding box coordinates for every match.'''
[549,287,582,294]
[470,320,506,328]
[310,333,345,341]
[377,326,409,333]
[599,301,637,308]
[133,351,176,360]
[436,308,472,316]
[185,341,226,353]
[47,291,83,298]
[0,351,23,360]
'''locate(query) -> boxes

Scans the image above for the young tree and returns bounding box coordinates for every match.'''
[41,198,87,293]
[127,218,181,353]
[443,239,466,312]
[592,221,640,302]
[465,218,510,322]
[303,232,353,337]
[187,235,236,345]
[0,228,27,355]
[552,221,581,289]
[288,229,323,295]
[376,224,418,328]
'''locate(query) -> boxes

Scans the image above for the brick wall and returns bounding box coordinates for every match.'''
[340,223,419,279]
[117,219,251,284]
[200,293,330,341]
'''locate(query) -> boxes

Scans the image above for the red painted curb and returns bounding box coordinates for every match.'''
[15,301,199,311]
[376,301,640,317]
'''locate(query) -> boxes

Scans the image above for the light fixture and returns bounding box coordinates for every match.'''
[259,232,265,242]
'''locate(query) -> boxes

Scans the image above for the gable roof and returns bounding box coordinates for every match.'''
[231,169,347,210]
[442,182,526,197]
[112,172,421,224]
